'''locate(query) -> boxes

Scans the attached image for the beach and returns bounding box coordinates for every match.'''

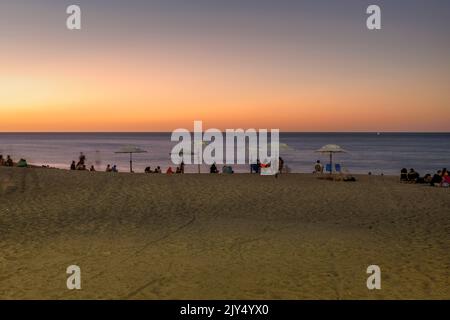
[0,167,449,299]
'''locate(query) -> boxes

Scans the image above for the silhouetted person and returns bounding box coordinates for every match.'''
[314,160,323,173]
[180,161,185,174]
[210,163,219,174]
[79,152,86,165]
[408,168,419,182]
[400,168,408,181]
[70,161,76,170]
[166,167,174,175]
[5,155,13,167]
[278,157,284,174]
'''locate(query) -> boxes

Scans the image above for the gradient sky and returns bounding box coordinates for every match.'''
[1,0,450,132]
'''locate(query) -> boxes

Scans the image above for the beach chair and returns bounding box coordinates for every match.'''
[325,164,332,173]
[335,164,342,173]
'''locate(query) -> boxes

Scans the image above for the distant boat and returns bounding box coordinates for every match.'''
[377,132,381,136]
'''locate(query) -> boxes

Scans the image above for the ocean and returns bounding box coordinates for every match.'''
[0,133,448,175]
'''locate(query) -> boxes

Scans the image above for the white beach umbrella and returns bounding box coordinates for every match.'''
[315,144,347,173]
[115,146,147,173]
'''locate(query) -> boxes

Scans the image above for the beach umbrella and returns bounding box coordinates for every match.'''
[115,146,147,173]
[315,144,347,173]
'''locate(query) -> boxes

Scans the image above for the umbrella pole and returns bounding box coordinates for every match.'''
[330,152,332,174]
[130,153,133,173]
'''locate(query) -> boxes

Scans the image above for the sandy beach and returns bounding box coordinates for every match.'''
[0,167,449,299]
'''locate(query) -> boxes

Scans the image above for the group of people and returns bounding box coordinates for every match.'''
[208,163,234,174]
[0,155,15,167]
[70,152,90,171]
[145,166,162,174]
[249,157,284,174]
[105,164,119,172]
[70,153,119,172]
[164,161,185,175]
[0,155,28,168]
[400,167,450,187]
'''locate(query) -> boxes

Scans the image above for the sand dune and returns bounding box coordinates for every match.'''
[0,167,449,299]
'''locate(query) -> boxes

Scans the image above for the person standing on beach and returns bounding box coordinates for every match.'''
[278,157,284,174]
[78,152,86,166]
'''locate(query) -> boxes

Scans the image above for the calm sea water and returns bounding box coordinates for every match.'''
[0,133,448,175]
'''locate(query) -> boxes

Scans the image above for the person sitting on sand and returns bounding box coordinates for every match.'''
[70,161,76,170]
[210,163,219,174]
[112,165,118,173]
[145,166,152,173]
[430,170,442,186]
[417,174,432,184]
[5,155,13,167]
[250,159,261,174]
[154,166,162,173]
[166,166,174,175]
[0,155,4,166]
[440,168,450,187]
[407,168,419,182]
[106,164,112,172]
[314,160,323,174]
[90,165,96,172]
[400,168,408,182]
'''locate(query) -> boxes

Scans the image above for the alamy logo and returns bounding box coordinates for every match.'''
[65,5,381,31]
[171,121,280,174]
[366,265,381,290]
[66,5,81,30]
[66,265,81,290]
[367,5,382,30]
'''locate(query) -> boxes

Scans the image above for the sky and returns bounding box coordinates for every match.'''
[1,0,450,132]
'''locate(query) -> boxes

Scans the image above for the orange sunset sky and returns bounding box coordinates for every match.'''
[1,0,450,132]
